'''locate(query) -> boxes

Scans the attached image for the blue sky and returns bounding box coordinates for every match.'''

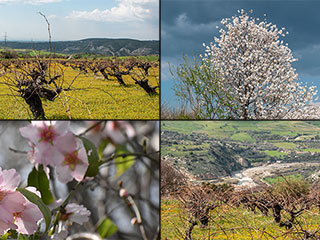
[161,0,320,108]
[0,0,159,41]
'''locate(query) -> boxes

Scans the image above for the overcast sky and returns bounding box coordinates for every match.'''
[0,0,159,41]
[161,0,320,107]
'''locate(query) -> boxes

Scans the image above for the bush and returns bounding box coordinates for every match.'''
[161,158,188,196]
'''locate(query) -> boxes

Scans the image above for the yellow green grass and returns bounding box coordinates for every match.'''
[230,132,255,143]
[264,174,302,185]
[302,148,320,153]
[162,199,320,240]
[0,60,159,119]
[263,150,288,158]
[273,142,296,149]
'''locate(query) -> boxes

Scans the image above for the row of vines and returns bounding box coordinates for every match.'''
[161,159,320,240]
[0,56,159,119]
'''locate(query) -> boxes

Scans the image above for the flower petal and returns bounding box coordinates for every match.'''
[55,166,73,183]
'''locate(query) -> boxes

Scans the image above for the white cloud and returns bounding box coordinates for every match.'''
[0,0,61,4]
[47,14,57,19]
[0,0,15,3]
[25,0,62,4]
[67,0,157,22]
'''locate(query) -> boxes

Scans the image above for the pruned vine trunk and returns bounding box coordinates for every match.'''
[115,74,126,86]
[18,78,60,119]
[131,75,158,95]
[20,85,46,119]
[99,70,110,80]
[185,219,197,240]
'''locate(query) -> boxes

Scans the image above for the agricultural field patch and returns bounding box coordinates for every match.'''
[273,142,297,149]
[161,198,320,240]
[302,148,320,153]
[264,174,303,185]
[0,57,159,119]
[263,150,288,158]
[230,132,255,143]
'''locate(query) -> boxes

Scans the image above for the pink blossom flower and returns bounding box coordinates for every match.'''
[0,170,44,236]
[0,220,17,236]
[0,167,20,191]
[104,121,135,144]
[11,187,43,235]
[34,132,78,167]
[20,121,69,146]
[48,200,91,240]
[50,202,90,239]
[20,122,77,166]
[85,121,105,146]
[61,203,90,225]
[14,201,43,235]
[0,168,25,223]
[56,146,89,183]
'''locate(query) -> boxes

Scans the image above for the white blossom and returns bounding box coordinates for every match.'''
[201,9,319,119]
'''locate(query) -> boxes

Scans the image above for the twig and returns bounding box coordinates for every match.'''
[9,147,28,154]
[38,12,52,56]
[78,121,104,137]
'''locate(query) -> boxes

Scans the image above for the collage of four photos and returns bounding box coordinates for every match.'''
[0,0,319,239]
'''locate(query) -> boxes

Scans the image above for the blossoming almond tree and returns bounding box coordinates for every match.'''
[177,9,319,119]
[0,121,159,240]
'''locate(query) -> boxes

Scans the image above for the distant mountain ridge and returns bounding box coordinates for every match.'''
[0,38,159,56]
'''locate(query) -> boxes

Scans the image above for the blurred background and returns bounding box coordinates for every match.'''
[0,121,159,240]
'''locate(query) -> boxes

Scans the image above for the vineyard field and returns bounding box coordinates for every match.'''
[161,121,320,239]
[0,57,159,119]
[162,198,320,240]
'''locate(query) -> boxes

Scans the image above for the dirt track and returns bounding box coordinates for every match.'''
[231,162,320,187]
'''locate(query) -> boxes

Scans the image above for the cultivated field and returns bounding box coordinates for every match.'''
[162,197,320,240]
[161,121,320,239]
[0,56,159,119]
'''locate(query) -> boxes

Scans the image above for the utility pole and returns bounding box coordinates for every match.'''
[4,32,7,49]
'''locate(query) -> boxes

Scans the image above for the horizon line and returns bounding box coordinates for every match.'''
[0,37,160,42]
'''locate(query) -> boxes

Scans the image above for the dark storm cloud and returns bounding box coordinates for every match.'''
[162,0,320,77]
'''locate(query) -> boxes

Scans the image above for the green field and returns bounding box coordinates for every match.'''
[161,121,320,158]
[273,142,296,149]
[264,174,303,185]
[263,150,288,158]
[161,121,320,141]
[230,132,255,142]
[161,121,320,177]
[302,148,320,153]
[162,199,320,240]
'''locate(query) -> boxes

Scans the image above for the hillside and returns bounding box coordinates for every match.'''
[161,121,320,184]
[0,38,159,56]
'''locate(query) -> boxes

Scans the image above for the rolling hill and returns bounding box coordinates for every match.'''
[161,121,320,183]
[0,38,159,56]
